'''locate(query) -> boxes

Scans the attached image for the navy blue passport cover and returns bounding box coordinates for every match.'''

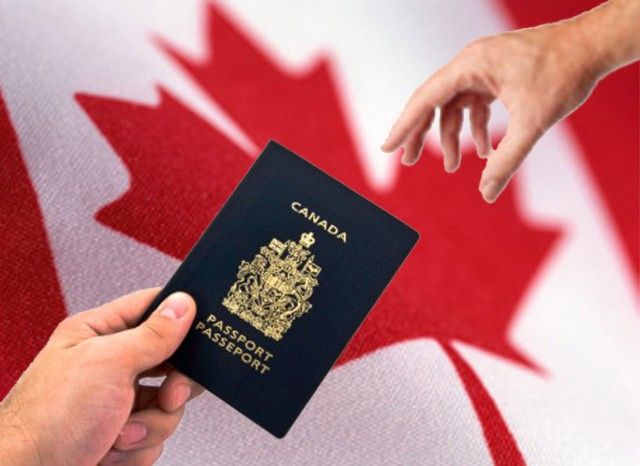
[142,141,418,438]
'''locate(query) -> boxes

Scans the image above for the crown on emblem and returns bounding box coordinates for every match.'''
[299,232,315,248]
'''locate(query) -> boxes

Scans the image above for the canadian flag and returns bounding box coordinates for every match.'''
[1,1,638,464]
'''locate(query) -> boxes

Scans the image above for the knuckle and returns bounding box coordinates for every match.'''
[448,67,470,92]
[154,412,182,441]
[142,320,166,342]
[462,36,494,58]
[53,314,81,334]
[391,116,415,138]
[451,94,471,110]
[49,315,87,346]
[461,39,483,57]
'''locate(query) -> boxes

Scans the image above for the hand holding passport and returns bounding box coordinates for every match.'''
[144,141,418,437]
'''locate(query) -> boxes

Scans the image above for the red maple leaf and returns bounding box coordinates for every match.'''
[76,4,560,464]
[77,88,252,259]
[0,92,67,397]
[154,4,558,369]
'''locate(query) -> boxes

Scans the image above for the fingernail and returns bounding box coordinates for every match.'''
[481,180,500,203]
[173,384,191,409]
[444,158,459,173]
[120,422,147,445]
[400,150,415,166]
[160,292,190,320]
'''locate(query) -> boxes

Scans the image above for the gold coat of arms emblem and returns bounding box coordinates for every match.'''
[222,232,322,341]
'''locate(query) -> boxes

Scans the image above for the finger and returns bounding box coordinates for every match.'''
[135,385,160,411]
[102,292,196,375]
[157,370,205,413]
[82,288,161,332]
[400,109,434,166]
[470,99,491,157]
[439,99,465,173]
[100,443,164,465]
[54,289,161,345]
[479,119,540,203]
[382,61,464,152]
[114,407,184,451]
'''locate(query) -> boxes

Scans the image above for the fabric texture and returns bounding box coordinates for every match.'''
[0,1,638,464]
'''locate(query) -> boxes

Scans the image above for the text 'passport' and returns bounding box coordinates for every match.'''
[142,141,419,438]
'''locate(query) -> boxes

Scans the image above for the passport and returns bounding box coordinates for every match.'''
[142,141,418,438]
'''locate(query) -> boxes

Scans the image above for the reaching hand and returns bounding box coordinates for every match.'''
[0,289,203,466]
[382,0,639,203]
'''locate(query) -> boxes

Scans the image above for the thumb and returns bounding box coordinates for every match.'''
[479,119,541,203]
[103,292,196,375]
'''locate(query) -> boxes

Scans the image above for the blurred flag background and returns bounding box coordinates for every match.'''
[1,1,638,464]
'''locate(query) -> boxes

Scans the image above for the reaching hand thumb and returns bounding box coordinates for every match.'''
[104,292,196,375]
[479,118,540,203]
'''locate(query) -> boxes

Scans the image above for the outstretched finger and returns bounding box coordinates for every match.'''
[51,288,161,345]
[113,406,184,452]
[157,370,205,413]
[470,98,492,158]
[382,61,464,153]
[400,109,434,166]
[439,98,465,173]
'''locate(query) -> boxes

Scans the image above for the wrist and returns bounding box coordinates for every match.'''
[568,0,640,77]
[0,400,45,466]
